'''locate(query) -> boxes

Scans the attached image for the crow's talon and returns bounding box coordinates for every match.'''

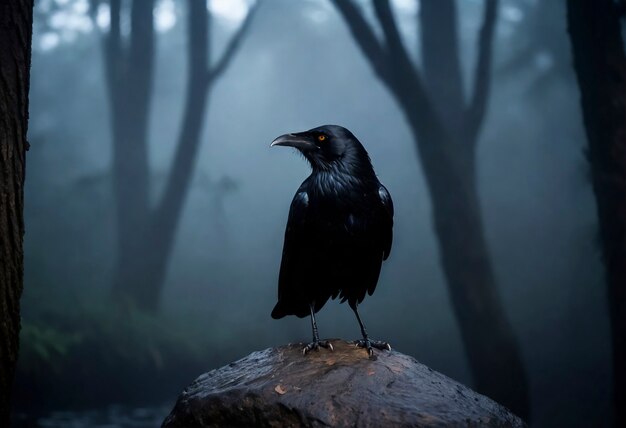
[354,339,391,355]
[302,340,333,355]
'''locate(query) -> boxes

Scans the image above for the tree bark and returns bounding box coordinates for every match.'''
[332,0,529,419]
[0,0,34,424]
[567,2,626,426]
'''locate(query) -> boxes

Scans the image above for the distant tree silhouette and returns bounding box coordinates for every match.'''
[567,1,626,426]
[498,1,570,93]
[92,0,258,311]
[0,1,34,424]
[331,0,530,419]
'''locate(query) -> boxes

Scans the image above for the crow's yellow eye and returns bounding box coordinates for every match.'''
[318,135,326,142]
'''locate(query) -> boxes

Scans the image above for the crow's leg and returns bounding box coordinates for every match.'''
[302,303,333,355]
[351,302,391,356]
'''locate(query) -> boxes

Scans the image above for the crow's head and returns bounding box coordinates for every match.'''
[271,125,371,173]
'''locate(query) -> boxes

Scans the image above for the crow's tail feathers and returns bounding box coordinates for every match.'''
[271,300,312,319]
[271,301,288,319]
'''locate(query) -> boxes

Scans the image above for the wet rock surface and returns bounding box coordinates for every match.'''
[162,340,526,427]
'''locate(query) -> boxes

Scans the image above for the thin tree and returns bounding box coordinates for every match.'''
[0,1,34,424]
[331,0,529,418]
[94,0,258,311]
[567,1,626,426]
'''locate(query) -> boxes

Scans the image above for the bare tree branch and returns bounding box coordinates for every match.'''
[332,0,437,144]
[98,0,124,124]
[331,0,390,82]
[372,0,412,69]
[420,0,465,128]
[466,0,498,142]
[103,0,122,74]
[189,0,209,80]
[208,1,260,83]
[372,0,430,104]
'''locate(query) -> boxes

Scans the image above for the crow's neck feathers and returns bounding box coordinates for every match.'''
[307,143,378,197]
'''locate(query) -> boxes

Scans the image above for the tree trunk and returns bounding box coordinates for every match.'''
[567,2,626,426]
[0,1,34,424]
[103,0,206,311]
[99,0,257,311]
[104,0,155,308]
[410,119,530,418]
[331,0,529,419]
[418,1,529,418]
[128,0,212,311]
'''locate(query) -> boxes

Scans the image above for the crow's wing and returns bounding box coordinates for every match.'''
[271,190,309,319]
[358,184,394,298]
[343,184,394,301]
[378,184,394,261]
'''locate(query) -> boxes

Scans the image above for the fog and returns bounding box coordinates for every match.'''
[15,0,612,426]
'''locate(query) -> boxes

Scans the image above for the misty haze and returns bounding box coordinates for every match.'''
[3,0,619,427]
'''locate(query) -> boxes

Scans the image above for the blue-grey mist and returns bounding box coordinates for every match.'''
[18,0,612,427]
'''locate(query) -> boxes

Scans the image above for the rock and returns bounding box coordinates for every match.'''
[162,340,526,427]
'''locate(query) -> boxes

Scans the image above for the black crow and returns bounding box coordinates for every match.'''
[270,125,393,356]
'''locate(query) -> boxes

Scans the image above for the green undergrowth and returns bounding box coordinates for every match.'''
[14,292,212,411]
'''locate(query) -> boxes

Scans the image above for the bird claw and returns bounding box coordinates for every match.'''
[302,340,334,355]
[354,339,391,355]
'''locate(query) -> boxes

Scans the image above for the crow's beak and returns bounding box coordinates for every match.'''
[270,133,317,151]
